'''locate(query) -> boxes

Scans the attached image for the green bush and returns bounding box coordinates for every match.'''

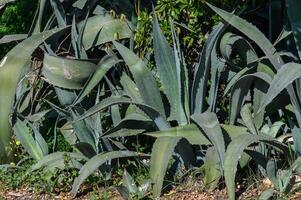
[0,0,37,57]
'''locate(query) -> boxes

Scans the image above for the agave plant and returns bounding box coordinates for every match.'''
[205,0,301,199]
[0,0,132,162]
[66,5,293,199]
[3,1,301,200]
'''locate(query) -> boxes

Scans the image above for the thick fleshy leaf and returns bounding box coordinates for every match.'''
[79,15,131,49]
[145,124,210,145]
[207,3,283,68]
[31,152,86,171]
[229,72,271,124]
[259,62,301,112]
[122,170,138,194]
[224,134,287,200]
[150,137,180,198]
[74,142,97,158]
[203,147,222,190]
[13,119,44,160]
[208,3,301,127]
[223,67,251,97]
[0,27,67,162]
[240,104,258,135]
[71,151,140,197]
[76,96,170,131]
[104,113,152,138]
[42,53,97,89]
[0,34,27,44]
[74,55,120,104]
[50,0,66,27]
[191,112,225,168]
[120,73,142,102]
[208,40,225,112]
[113,42,165,117]
[258,188,275,200]
[29,0,47,34]
[191,23,225,114]
[220,32,257,68]
[0,0,15,6]
[71,110,97,152]
[153,11,186,124]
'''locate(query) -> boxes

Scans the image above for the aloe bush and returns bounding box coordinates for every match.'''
[2,0,301,200]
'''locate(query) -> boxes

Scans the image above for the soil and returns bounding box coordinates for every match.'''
[1,180,301,200]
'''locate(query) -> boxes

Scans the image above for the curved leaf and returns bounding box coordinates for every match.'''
[207,3,283,68]
[0,27,67,161]
[42,53,97,89]
[0,34,27,44]
[31,152,86,171]
[259,62,301,112]
[79,15,131,49]
[13,119,44,160]
[229,72,271,124]
[224,134,287,200]
[153,10,182,122]
[145,124,210,145]
[203,146,222,190]
[150,137,180,198]
[74,55,120,104]
[191,111,225,168]
[220,32,257,69]
[71,151,140,197]
[113,42,165,116]
[76,96,170,130]
[191,23,225,114]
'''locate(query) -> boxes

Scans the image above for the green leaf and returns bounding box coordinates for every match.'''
[13,119,43,160]
[0,27,67,162]
[203,147,222,190]
[145,124,210,145]
[219,32,257,68]
[229,72,271,124]
[153,11,187,124]
[79,15,131,49]
[50,0,66,27]
[191,23,225,114]
[29,0,47,34]
[259,62,301,112]
[0,34,27,44]
[191,111,225,168]
[120,72,142,102]
[113,41,165,117]
[71,151,139,197]
[224,134,287,200]
[74,55,120,104]
[71,110,97,152]
[207,3,283,68]
[76,96,170,131]
[150,137,180,198]
[207,3,301,127]
[223,67,251,97]
[240,104,258,135]
[104,113,152,138]
[31,152,86,171]
[0,0,15,6]
[207,34,225,112]
[42,53,97,89]
[258,188,275,200]
[123,170,138,194]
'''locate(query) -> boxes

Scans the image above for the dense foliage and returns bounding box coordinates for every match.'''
[1,0,301,199]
